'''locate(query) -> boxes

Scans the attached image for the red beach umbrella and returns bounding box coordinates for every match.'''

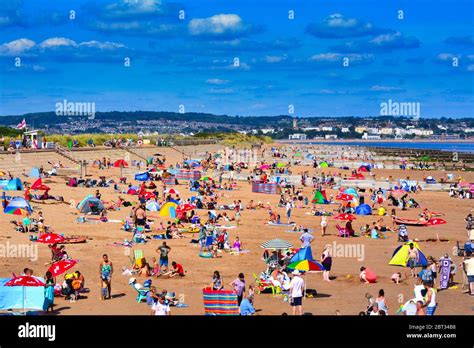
[5,276,45,287]
[48,260,77,277]
[333,213,356,221]
[37,233,65,244]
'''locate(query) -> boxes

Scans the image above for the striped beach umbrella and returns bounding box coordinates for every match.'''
[287,260,325,272]
[260,239,293,250]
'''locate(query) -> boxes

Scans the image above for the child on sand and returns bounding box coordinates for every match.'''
[359,267,369,283]
[391,272,402,284]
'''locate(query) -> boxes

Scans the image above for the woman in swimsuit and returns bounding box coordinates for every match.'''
[99,254,113,300]
[211,271,224,291]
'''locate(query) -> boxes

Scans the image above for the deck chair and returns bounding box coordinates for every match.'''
[130,283,149,303]
[336,224,350,238]
[129,249,144,268]
[252,273,280,295]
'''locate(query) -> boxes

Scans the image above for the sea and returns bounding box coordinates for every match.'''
[286,141,474,154]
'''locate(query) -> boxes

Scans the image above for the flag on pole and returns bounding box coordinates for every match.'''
[17,119,26,130]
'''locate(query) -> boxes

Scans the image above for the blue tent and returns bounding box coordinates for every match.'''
[0,178,23,191]
[0,277,45,311]
[30,168,40,178]
[344,188,359,197]
[355,204,372,215]
[290,247,313,263]
[134,171,150,181]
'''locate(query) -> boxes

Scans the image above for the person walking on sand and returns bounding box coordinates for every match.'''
[320,215,328,237]
[99,254,113,300]
[289,270,305,315]
[285,200,293,224]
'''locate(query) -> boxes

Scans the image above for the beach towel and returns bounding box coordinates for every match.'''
[267,222,295,227]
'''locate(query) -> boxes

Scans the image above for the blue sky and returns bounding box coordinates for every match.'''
[0,0,473,117]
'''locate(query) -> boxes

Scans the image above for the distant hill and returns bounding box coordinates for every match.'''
[0,111,294,127]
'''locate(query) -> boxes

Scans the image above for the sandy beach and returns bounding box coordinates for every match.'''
[1,143,473,315]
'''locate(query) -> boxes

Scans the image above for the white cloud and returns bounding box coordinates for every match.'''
[370,85,404,92]
[264,55,287,63]
[189,14,252,38]
[39,37,77,48]
[79,40,126,50]
[206,78,230,85]
[0,38,36,55]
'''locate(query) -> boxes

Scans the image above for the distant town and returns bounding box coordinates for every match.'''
[0,112,473,140]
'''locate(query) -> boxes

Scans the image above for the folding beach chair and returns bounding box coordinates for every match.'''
[336,224,349,238]
[252,273,280,295]
[130,283,150,303]
[129,249,144,268]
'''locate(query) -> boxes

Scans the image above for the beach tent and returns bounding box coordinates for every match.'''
[77,195,104,214]
[0,277,45,311]
[290,247,313,263]
[30,168,40,178]
[425,176,437,184]
[159,202,178,218]
[344,188,359,197]
[4,197,33,215]
[134,172,150,181]
[349,173,365,180]
[127,186,139,195]
[358,165,371,172]
[319,161,329,168]
[312,190,329,204]
[389,242,428,267]
[0,178,23,191]
[355,204,372,215]
[145,201,160,211]
[306,154,314,160]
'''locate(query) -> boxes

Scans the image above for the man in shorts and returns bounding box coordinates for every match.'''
[156,242,171,275]
[289,270,305,315]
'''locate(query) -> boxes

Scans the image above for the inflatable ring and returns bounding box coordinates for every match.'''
[199,252,213,258]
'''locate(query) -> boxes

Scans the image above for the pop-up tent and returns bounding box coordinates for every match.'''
[145,201,160,211]
[312,190,329,204]
[344,188,359,197]
[355,204,372,215]
[4,197,33,215]
[0,178,23,191]
[134,171,151,181]
[159,202,178,218]
[358,165,371,172]
[389,242,428,267]
[77,195,105,214]
[127,186,139,195]
[30,168,41,178]
[290,247,313,263]
[319,161,329,168]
